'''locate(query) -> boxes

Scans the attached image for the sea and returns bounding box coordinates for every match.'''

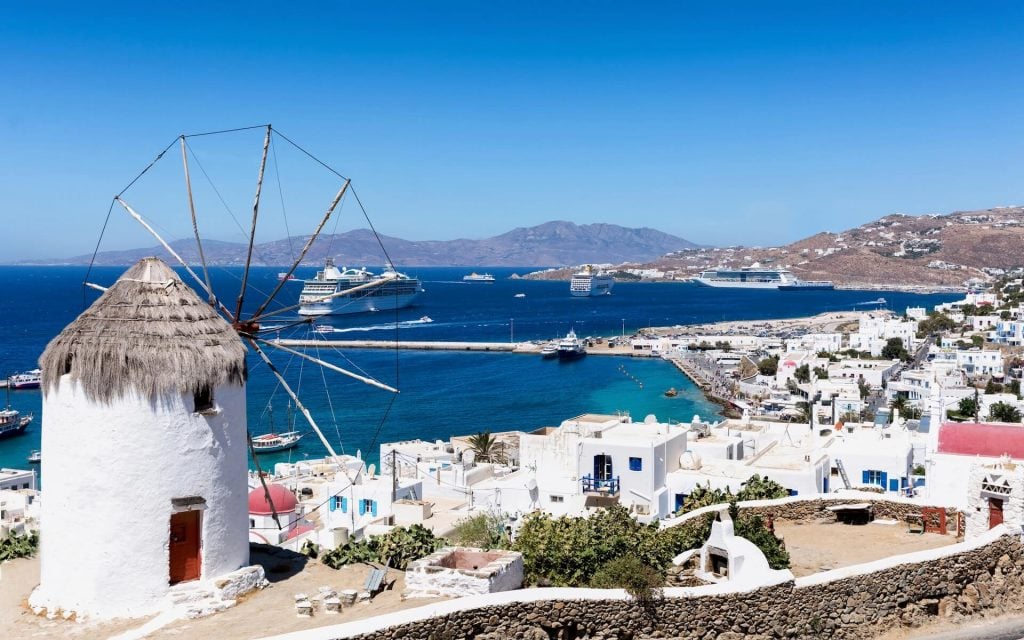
[0,265,961,481]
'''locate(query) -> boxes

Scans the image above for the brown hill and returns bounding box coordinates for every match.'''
[650,206,1024,288]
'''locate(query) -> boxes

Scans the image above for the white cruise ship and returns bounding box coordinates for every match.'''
[570,266,614,297]
[298,259,423,316]
[695,266,799,289]
[462,272,495,282]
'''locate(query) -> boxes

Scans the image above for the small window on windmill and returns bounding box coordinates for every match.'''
[193,386,216,415]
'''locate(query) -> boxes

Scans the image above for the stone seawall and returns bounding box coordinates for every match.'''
[339,531,1023,640]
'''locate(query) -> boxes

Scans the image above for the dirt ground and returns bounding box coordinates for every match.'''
[775,518,958,577]
[0,547,445,640]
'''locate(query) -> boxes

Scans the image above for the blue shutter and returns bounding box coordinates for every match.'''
[880,471,888,488]
[329,497,337,512]
[341,497,348,513]
[889,478,898,492]
[862,470,869,484]
[371,501,378,517]
[359,500,366,515]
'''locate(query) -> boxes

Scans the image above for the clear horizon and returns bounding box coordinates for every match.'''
[4,2,1023,260]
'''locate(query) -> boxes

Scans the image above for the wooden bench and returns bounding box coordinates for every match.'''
[364,567,388,595]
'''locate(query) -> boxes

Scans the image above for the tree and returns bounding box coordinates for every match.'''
[917,311,957,337]
[589,555,664,609]
[985,379,1004,395]
[890,395,908,418]
[1010,379,1021,398]
[858,376,871,400]
[794,364,811,383]
[989,402,1023,423]
[958,396,978,418]
[813,366,829,379]
[881,337,909,361]
[467,431,503,463]
[757,356,779,376]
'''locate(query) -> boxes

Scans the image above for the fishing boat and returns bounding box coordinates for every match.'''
[664,387,678,397]
[8,369,41,390]
[463,272,495,282]
[556,329,587,360]
[0,387,32,439]
[27,450,41,463]
[251,431,302,453]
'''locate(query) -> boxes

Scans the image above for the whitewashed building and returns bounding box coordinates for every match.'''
[0,467,35,492]
[30,258,251,619]
[848,312,918,357]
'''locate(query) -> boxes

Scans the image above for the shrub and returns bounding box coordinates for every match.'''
[320,524,446,570]
[589,555,664,609]
[0,531,39,561]
[450,512,509,550]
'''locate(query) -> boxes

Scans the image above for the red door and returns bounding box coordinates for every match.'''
[989,498,1004,529]
[169,510,201,584]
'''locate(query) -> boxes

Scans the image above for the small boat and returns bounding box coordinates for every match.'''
[556,329,587,361]
[8,369,41,390]
[0,387,32,439]
[419,316,433,323]
[251,431,302,453]
[27,450,41,463]
[514,293,526,298]
[463,272,496,282]
[664,387,678,397]
[313,324,334,334]
[540,343,559,359]
[277,272,299,281]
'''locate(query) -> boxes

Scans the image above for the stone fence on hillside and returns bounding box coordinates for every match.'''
[265,526,1023,640]
[661,492,961,536]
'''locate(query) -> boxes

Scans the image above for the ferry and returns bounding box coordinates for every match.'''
[570,266,614,297]
[695,266,833,289]
[251,431,302,453]
[7,369,41,390]
[463,272,495,283]
[778,280,835,291]
[556,329,587,360]
[298,258,423,317]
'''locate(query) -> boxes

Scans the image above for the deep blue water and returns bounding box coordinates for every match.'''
[0,265,960,477]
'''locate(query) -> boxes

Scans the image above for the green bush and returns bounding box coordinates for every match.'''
[589,555,664,609]
[450,512,509,550]
[0,531,38,561]
[320,524,446,570]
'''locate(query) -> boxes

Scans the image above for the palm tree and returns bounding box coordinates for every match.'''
[467,431,502,463]
[890,395,908,420]
[989,402,1023,423]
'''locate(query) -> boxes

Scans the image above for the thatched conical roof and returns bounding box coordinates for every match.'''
[40,257,247,403]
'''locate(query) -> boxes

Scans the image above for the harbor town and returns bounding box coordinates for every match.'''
[3,260,1024,639]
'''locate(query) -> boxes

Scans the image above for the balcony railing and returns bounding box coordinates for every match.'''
[581,474,620,496]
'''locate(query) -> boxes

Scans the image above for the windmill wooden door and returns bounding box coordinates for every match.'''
[989,498,1004,530]
[169,510,201,584]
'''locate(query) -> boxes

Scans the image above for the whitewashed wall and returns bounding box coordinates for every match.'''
[30,378,249,619]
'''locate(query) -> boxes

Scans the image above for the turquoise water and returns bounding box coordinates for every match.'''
[0,265,960,478]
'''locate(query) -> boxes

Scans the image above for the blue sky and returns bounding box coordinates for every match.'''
[3,2,1023,260]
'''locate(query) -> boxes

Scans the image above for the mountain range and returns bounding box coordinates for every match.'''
[34,221,698,268]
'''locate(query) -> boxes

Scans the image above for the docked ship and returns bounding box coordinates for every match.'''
[570,266,614,297]
[463,272,495,283]
[7,369,41,390]
[298,259,424,317]
[556,329,587,360]
[695,266,833,290]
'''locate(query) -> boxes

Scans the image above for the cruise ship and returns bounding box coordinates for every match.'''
[694,266,833,290]
[569,266,615,297]
[297,259,424,316]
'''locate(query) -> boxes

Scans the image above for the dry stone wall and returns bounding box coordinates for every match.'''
[343,532,1022,640]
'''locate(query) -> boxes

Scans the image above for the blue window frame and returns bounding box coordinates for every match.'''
[862,469,887,487]
[674,493,686,511]
[629,457,643,471]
